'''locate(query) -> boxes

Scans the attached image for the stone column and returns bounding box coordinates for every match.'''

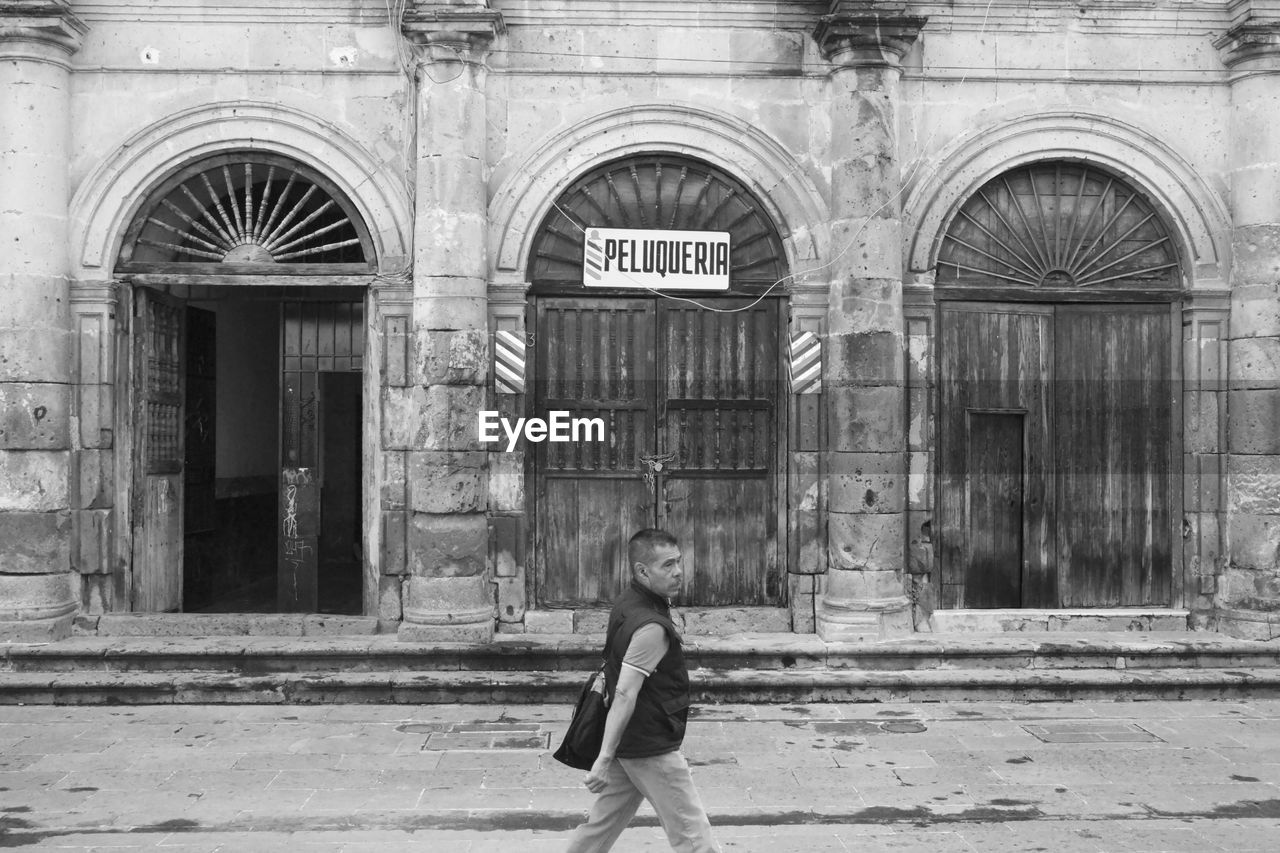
[811,10,925,640]
[1216,15,1280,639]
[0,2,85,641]
[398,4,504,642]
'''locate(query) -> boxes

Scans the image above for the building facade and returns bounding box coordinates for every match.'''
[1,0,1278,643]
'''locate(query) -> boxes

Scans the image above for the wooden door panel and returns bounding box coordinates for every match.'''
[659,299,780,606]
[663,476,773,605]
[965,412,1025,608]
[134,476,182,612]
[540,477,652,604]
[132,288,185,612]
[939,304,1053,608]
[1056,306,1172,606]
[535,299,656,606]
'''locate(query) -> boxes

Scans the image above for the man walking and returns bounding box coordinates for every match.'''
[566,529,719,853]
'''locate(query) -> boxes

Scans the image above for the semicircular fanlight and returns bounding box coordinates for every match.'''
[121,156,368,266]
[938,162,1179,289]
[529,155,787,284]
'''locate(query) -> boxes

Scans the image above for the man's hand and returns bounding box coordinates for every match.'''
[582,666,645,794]
[584,753,613,793]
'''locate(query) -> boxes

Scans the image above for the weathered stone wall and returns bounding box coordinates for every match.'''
[5,0,1280,639]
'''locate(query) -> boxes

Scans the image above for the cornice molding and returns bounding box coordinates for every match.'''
[0,0,86,58]
[1215,21,1280,67]
[1226,0,1280,28]
[403,2,505,63]
[813,3,927,67]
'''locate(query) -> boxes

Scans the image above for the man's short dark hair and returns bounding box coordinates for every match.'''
[628,528,679,573]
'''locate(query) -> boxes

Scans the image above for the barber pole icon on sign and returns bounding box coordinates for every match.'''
[584,229,604,284]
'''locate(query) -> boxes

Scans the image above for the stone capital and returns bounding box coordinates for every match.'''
[403,2,505,66]
[0,0,86,60]
[813,6,927,68]
[69,281,121,308]
[1216,21,1280,68]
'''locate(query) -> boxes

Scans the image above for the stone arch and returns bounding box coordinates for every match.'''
[69,101,412,277]
[904,111,1230,289]
[489,103,828,285]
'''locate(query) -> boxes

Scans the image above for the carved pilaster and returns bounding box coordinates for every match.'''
[68,283,121,613]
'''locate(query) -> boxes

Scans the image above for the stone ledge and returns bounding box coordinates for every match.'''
[4,665,1280,706]
[78,613,383,637]
[6,630,1277,675]
[930,609,1191,634]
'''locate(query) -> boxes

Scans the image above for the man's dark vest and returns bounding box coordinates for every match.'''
[604,580,691,758]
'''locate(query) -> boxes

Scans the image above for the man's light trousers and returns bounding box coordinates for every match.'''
[566,750,719,853]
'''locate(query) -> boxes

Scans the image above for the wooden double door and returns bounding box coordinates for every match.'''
[939,302,1176,609]
[532,296,784,607]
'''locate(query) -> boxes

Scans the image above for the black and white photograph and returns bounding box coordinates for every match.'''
[2,1,1280,850]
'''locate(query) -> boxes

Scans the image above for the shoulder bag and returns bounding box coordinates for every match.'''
[552,662,610,769]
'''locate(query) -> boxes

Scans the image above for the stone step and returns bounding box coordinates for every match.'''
[2,631,1279,703]
[2,665,1280,705]
[4,632,1279,675]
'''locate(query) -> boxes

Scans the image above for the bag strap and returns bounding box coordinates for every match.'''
[597,616,624,704]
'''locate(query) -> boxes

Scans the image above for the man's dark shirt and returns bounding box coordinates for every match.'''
[604,580,691,758]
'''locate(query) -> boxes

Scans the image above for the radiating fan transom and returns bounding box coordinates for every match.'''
[121,155,368,267]
[938,162,1179,289]
[529,155,787,285]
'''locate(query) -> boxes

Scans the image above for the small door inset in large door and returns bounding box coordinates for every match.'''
[939,302,1173,608]
[533,297,781,607]
[940,304,1053,609]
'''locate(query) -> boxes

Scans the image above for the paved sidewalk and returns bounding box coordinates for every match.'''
[2,700,1279,851]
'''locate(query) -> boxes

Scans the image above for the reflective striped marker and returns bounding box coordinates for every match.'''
[788,331,821,394]
[494,330,526,395]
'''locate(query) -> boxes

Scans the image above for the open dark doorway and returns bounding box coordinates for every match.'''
[181,298,279,612]
[173,294,364,615]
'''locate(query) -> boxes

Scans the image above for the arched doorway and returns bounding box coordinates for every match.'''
[935,161,1181,609]
[118,152,375,614]
[527,155,789,607]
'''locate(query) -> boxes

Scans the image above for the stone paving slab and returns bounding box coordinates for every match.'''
[2,700,1279,851]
